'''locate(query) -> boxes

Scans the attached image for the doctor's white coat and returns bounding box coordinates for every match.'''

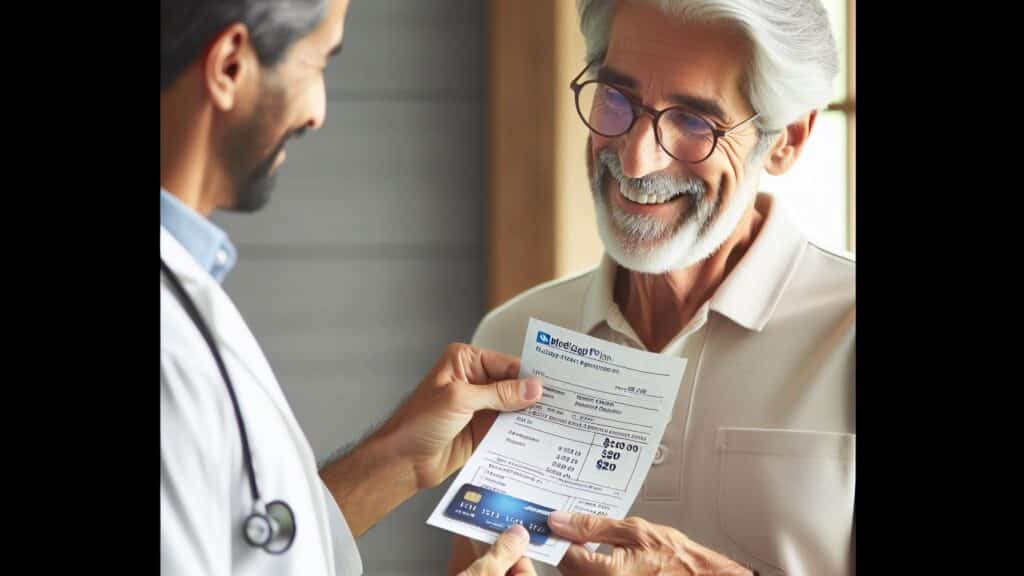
[160,227,363,576]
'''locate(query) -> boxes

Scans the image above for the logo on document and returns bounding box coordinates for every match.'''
[536,331,551,345]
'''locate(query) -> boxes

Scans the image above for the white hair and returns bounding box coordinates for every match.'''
[576,0,839,137]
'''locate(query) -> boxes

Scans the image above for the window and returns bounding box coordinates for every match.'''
[760,0,855,254]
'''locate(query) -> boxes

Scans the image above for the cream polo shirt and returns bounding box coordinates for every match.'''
[469,193,855,576]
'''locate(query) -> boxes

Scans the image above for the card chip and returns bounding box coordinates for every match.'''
[464,491,482,503]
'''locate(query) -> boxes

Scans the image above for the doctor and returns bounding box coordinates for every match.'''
[161,0,542,574]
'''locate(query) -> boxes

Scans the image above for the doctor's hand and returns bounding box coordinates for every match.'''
[458,525,537,576]
[320,343,542,537]
[547,511,754,576]
[381,343,543,489]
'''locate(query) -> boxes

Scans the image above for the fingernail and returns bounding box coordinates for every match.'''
[548,510,570,527]
[520,377,542,401]
[508,523,529,542]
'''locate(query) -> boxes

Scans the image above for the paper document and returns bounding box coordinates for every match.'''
[427,318,687,565]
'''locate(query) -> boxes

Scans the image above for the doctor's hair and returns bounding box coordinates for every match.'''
[576,0,839,158]
[161,0,329,92]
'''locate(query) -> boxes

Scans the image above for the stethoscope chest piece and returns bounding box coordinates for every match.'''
[244,500,296,554]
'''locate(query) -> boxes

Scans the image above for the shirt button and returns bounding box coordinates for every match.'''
[215,250,228,266]
[652,444,666,465]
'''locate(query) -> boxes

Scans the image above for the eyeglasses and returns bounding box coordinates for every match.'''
[569,60,759,164]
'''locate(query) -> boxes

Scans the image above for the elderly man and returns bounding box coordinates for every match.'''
[450,1,854,575]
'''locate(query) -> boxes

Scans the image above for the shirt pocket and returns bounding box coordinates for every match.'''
[715,428,855,576]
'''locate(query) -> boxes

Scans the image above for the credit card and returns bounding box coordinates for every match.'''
[443,483,554,545]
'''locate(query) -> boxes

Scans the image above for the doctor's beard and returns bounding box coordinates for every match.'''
[231,128,303,213]
[590,148,759,273]
[222,81,306,214]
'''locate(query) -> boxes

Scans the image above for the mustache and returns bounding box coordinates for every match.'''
[596,148,706,199]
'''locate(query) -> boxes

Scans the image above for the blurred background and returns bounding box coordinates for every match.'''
[211,1,855,573]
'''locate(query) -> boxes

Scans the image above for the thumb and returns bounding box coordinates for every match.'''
[461,524,531,576]
[461,375,543,413]
[508,556,538,576]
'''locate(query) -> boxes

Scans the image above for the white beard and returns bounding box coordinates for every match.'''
[591,149,760,274]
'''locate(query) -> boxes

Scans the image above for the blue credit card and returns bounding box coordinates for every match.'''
[444,483,554,545]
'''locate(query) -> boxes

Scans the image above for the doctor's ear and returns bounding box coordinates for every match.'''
[203,23,258,112]
[762,110,817,176]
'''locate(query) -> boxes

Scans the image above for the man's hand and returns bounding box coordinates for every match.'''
[458,525,537,576]
[547,511,754,576]
[380,343,543,489]
[320,343,543,536]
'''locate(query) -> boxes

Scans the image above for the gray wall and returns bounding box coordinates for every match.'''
[213,1,485,573]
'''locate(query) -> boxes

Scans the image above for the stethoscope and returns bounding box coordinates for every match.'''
[161,258,297,555]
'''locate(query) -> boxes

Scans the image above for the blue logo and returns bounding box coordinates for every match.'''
[536,331,551,345]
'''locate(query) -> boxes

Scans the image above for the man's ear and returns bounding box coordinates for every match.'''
[763,110,817,176]
[203,23,255,112]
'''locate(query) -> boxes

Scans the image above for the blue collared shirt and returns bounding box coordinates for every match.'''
[160,189,238,283]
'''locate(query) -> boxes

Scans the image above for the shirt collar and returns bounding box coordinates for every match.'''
[159,188,237,283]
